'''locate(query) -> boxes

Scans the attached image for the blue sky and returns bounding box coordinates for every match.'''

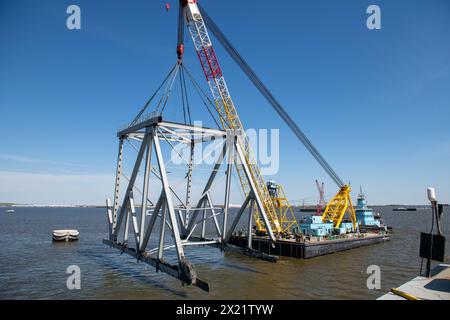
[1,0,449,205]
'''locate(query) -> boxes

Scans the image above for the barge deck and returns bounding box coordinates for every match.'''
[228,232,390,259]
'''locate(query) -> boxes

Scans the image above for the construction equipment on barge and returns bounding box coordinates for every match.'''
[194,1,357,231]
[104,0,389,291]
[315,180,325,215]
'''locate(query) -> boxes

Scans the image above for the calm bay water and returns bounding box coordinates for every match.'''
[0,206,449,300]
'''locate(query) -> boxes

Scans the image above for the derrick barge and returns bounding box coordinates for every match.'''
[228,232,390,259]
[227,188,391,260]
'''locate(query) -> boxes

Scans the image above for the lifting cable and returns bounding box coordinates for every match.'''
[180,66,193,125]
[199,4,345,188]
[181,64,224,129]
[182,68,193,125]
[130,63,178,126]
[179,65,188,124]
[131,60,220,128]
[159,62,181,114]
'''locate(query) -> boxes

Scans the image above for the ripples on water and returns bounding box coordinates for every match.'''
[0,206,448,299]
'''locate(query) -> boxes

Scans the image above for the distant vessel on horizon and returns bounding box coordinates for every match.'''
[393,207,417,212]
[4,209,14,213]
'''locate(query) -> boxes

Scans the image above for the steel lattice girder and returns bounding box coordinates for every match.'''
[105,117,276,291]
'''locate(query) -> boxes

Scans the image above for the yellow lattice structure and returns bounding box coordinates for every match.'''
[255,183,299,234]
[322,184,357,229]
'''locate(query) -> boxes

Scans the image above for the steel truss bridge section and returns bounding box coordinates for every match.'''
[104,117,276,291]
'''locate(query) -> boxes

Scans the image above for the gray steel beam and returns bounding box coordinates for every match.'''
[206,192,222,238]
[191,134,224,144]
[112,139,124,231]
[117,116,162,138]
[159,121,225,136]
[128,192,140,247]
[185,142,195,226]
[113,134,150,238]
[247,199,254,249]
[157,201,167,260]
[139,193,164,251]
[103,239,209,292]
[201,203,207,239]
[222,131,234,240]
[139,128,153,249]
[106,198,113,238]
[153,133,186,261]
[225,193,252,242]
[234,141,276,242]
[183,141,226,237]
[123,209,130,244]
[158,125,192,144]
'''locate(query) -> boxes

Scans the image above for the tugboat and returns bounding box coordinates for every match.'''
[356,187,388,232]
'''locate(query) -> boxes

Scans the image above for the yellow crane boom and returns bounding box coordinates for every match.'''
[183,1,356,233]
[181,0,297,234]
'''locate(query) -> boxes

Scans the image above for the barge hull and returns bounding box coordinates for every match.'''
[228,234,390,259]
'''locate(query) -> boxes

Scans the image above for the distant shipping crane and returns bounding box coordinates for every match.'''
[179,0,356,232]
[315,180,325,216]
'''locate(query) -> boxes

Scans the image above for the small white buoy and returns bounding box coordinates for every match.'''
[52,229,79,242]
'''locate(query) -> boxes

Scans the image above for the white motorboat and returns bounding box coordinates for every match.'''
[52,229,79,242]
